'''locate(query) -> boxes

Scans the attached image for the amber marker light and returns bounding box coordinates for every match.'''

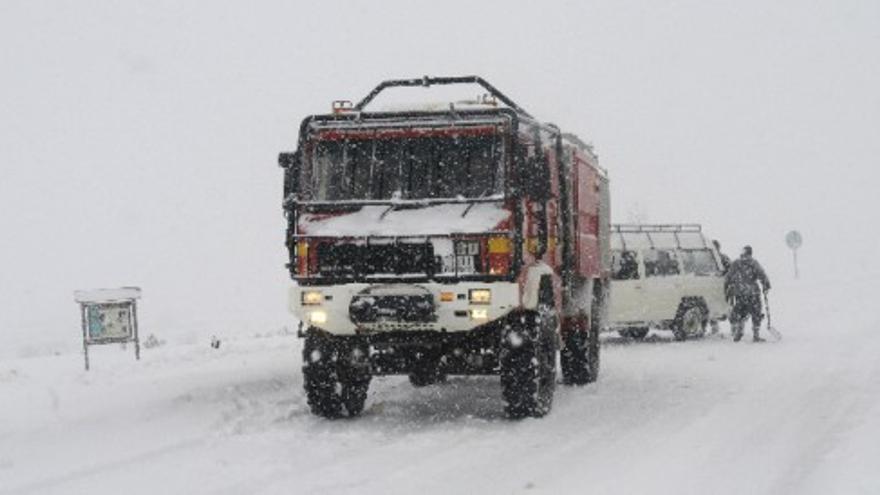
[302,291,324,306]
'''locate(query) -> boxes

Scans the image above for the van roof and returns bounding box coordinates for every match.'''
[611,224,710,251]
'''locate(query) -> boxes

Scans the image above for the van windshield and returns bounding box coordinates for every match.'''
[301,133,505,201]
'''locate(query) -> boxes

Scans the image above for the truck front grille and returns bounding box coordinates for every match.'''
[316,242,435,277]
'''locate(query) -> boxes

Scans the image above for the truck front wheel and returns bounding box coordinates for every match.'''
[500,313,557,419]
[302,329,371,418]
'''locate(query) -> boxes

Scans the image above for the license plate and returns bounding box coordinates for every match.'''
[439,255,476,274]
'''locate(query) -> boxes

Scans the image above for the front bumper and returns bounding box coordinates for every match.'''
[290,282,519,335]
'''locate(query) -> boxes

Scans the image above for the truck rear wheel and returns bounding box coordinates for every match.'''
[561,324,599,385]
[302,329,371,418]
[500,313,556,419]
[562,281,603,385]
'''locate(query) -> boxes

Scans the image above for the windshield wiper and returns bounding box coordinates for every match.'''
[461,188,492,218]
[380,203,396,219]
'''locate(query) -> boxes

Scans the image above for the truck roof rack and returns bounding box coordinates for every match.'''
[354,76,532,118]
[612,224,702,233]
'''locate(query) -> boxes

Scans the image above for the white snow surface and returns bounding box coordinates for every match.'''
[73,287,142,303]
[2,274,879,495]
[300,202,510,237]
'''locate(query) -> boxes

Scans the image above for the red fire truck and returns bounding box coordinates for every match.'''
[279,76,610,418]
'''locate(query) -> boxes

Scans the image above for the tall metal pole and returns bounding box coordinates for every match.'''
[785,231,803,280]
[132,300,140,360]
[80,304,90,371]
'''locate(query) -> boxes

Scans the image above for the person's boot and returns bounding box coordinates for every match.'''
[752,326,765,342]
[732,322,744,342]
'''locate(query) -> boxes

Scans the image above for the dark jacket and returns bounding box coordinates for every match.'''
[725,255,770,299]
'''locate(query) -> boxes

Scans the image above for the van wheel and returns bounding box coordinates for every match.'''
[500,313,557,419]
[672,302,708,341]
[302,329,371,418]
[619,327,649,339]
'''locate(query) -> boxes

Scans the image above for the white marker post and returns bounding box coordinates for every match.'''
[74,287,142,370]
[785,231,802,279]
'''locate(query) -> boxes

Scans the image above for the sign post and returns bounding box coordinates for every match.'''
[785,230,802,279]
[74,287,142,370]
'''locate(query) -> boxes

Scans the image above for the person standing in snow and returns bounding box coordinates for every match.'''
[724,245,771,342]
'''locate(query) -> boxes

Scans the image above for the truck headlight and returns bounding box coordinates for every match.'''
[302,290,323,306]
[470,308,489,320]
[309,311,327,324]
[469,289,491,304]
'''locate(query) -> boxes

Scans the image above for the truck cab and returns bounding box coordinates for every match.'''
[279,76,610,418]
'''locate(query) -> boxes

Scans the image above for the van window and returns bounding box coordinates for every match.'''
[680,249,719,275]
[611,250,640,280]
[644,249,679,277]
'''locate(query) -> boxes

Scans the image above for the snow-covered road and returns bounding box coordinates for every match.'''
[2,276,878,495]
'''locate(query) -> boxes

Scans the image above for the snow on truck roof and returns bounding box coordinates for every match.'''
[611,224,710,251]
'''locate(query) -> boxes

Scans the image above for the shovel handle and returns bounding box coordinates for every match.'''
[763,291,782,340]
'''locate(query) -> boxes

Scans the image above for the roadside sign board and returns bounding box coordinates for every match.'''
[786,230,803,250]
[86,303,134,343]
[75,287,142,370]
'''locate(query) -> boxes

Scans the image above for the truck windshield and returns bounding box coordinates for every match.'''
[302,132,505,201]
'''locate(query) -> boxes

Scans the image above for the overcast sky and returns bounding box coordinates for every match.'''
[1,1,877,354]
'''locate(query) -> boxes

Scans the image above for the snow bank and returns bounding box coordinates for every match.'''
[3,272,880,494]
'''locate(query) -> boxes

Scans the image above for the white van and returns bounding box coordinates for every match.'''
[607,224,728,340]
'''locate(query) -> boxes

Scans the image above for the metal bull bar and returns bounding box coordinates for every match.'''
[290,231,513,283]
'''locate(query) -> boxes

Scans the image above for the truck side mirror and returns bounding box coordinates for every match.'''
[534,202,548,258]
[522,156,548,200]
[523,131,551,259]
[279,151,301,201]
[278,151,299,169]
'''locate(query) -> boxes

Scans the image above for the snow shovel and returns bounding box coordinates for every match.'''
[763,292,782,341]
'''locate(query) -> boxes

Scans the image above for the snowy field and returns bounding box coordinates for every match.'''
[2,273,878,495]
